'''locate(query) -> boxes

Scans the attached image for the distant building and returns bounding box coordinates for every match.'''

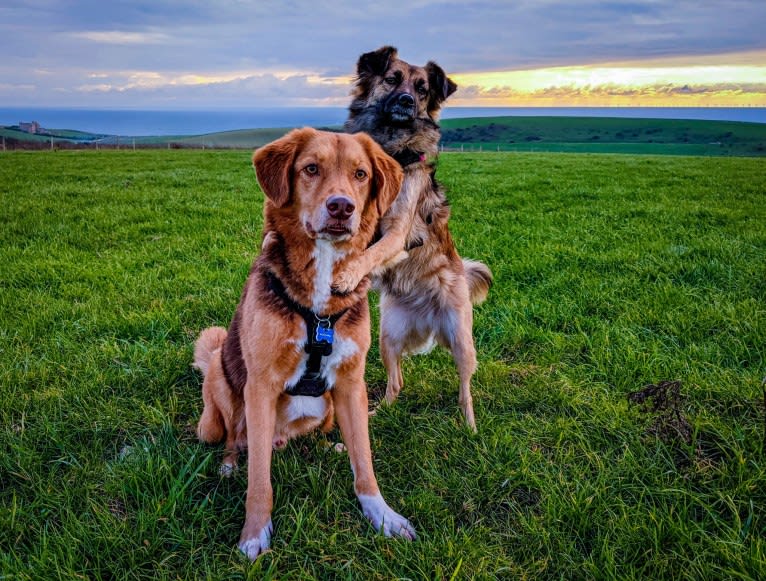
[19,121,41,134]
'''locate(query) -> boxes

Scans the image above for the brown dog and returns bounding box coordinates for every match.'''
[193,127,415,559]
[336,46,493,431]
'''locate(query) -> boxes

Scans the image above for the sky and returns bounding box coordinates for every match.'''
[1,0,765,110]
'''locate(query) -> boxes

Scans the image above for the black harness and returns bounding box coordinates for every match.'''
[267,272,348,397]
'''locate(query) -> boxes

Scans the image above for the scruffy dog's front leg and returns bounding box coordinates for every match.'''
[333,172,427,294]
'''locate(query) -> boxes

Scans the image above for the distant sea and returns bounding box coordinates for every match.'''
[1,106,764,136]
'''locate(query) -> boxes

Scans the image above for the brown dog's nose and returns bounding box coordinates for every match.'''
[326,196,355,220]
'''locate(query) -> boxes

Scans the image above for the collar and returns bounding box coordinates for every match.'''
[393,148,426,168]
[266,271,348,397]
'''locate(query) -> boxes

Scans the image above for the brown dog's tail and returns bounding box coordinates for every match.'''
[193,326,228,376]
[463,259,493,305]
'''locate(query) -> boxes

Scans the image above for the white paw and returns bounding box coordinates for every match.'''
[358,493,416,540]
[238,520,273,560]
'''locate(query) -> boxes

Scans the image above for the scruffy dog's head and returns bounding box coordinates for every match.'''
[344,46,457,158]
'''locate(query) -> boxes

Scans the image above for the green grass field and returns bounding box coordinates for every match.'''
[1,149,765,579]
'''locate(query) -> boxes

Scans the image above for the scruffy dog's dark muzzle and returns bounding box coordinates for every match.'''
[384,92,417,125]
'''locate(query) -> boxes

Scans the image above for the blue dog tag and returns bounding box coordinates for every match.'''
[315,324,334,344]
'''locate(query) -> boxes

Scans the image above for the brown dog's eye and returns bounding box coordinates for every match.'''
[355,169,367,180]
[304,164,319,175]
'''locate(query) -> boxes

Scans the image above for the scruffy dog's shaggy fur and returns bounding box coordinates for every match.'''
[336,46,493,431]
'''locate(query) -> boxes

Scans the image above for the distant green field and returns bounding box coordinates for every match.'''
[440,116,766,156]
[3,115,765,156]
[1,149,765,579]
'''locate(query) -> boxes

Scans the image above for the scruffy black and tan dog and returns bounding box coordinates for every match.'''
[193,128,415,559]
[335,46,492,431]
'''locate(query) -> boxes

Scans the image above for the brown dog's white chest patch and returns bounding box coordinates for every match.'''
[311,239,347,313]
[283,329,360,392]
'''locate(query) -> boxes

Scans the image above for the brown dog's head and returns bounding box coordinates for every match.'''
[253,127,402,244]
[351,45,457,126]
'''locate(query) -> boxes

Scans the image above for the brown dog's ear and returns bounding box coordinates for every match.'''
[252,127,317,207]
[357,45,398,78]
[425,61,457,112]
[355,132,403,217]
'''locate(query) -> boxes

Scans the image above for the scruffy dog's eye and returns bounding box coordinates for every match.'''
[384,76,397,86]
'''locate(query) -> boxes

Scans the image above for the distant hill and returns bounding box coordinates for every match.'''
[2,116,765,156]
[0,125,295,150]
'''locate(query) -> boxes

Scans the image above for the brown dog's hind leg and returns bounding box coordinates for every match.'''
[197,357,226,444]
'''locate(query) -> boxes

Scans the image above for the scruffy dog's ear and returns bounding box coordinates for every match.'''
[252,127,317,207]
[425,61,458,111]
[355,132,403,217]
[357,45,398,78]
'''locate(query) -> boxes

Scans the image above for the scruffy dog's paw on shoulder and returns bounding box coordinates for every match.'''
[332,266,366,295]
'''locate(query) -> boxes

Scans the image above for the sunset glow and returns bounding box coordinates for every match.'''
[59,53,766,108]
[450,52,766,107]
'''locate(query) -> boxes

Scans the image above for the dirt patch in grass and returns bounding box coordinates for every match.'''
[628,380,692,445]
[627,380,729,470]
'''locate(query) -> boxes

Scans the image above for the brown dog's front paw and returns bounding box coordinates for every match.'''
[239,519,273,560]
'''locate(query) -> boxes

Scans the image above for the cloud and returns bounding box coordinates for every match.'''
[70,30,172,45]
[35,69,353,108]
[1,1,765,108]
